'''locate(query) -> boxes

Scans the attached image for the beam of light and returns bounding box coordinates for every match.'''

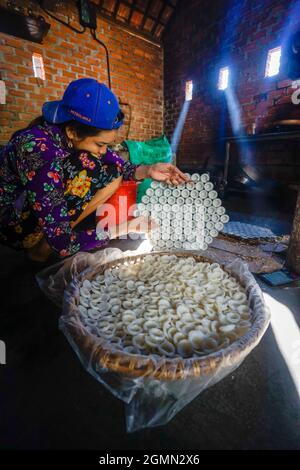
[171,99,191,154]
[265,47,282,78]
[264,292,300,397]
[225,84,256,174]
[224,85,243,135]
[281,0,300,49]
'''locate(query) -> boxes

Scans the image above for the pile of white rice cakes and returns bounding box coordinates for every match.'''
[78,254,252,359]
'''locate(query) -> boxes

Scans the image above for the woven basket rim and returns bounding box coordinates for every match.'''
[69,250,269,380]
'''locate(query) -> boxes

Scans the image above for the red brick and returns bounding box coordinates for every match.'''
[0,0,163,145]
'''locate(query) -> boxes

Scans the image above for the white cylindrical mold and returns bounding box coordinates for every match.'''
[205,236,213,245]
[211,214,219,223]
[184,226,192,236]
[159,195,167,205]
[177,197,185,206]
[217,206,226,215]
[162,218,170,226]
[187,182,195,190]
[200,190,208,199]
[149,197,157,204]
[168,196,176,205]
[200,173,209,183]
[171,219,182,228]
[151,180,159,189]
[191,173,200,182]
[163,204,171,212]
[173,188,181,198]
[174,226,183,235]
[155,188,163,197]
[193,212,202,222]
[162,233,170,241]
[133,209,141,217]
[171,204,180,212]
[221,214,230,223]
[204,198,212,207]
[213,198,222,207]
[181,189,189,198]
[146,188,154,196]
[141,195,149,204]
[183,241,192,250]
[151,231,160,241]
[194,198,203,206]
[190,189,198,199]
[210,229,218,238]
[186,197,193,206]
[208,190,218,199]
[184,212,193,221]
[195,182,203,191]
[215,222,224,231]
[164,188,172,197]
[204,182,213,191]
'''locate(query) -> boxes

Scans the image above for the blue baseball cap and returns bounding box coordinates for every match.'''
[42,78,124,129]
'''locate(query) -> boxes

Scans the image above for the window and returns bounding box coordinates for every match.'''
[265,47,281,77]
[218,67,229,90]
[185,80,193,101]
[32,53,46,80]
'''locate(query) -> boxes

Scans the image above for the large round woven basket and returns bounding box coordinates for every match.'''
[66,251,269,381]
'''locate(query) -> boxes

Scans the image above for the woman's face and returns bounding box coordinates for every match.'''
[66,128,118,156]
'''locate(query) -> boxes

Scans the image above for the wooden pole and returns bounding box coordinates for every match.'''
[287,186,300,274]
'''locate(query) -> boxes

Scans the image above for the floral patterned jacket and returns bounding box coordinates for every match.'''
[0,122,138,258]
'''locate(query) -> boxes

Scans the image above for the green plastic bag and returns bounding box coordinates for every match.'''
[123,135,172,203]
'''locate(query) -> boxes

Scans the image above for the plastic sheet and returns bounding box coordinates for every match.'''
[37,248,270,433]
[124,135,172,203]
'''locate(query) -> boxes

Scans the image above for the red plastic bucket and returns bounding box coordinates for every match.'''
[96,181,137,229]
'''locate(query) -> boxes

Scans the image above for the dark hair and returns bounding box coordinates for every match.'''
[11,116,109,141]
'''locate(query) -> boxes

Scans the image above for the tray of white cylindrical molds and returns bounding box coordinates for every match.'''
[136,173,229,251]
[62,252,270,382]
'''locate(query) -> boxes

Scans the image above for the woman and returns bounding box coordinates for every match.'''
[0,78,187,262]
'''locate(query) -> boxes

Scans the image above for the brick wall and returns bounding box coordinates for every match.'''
[0,1,163,145]
[164,0,300,182]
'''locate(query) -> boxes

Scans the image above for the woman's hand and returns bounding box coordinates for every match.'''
[135,163,190,185]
